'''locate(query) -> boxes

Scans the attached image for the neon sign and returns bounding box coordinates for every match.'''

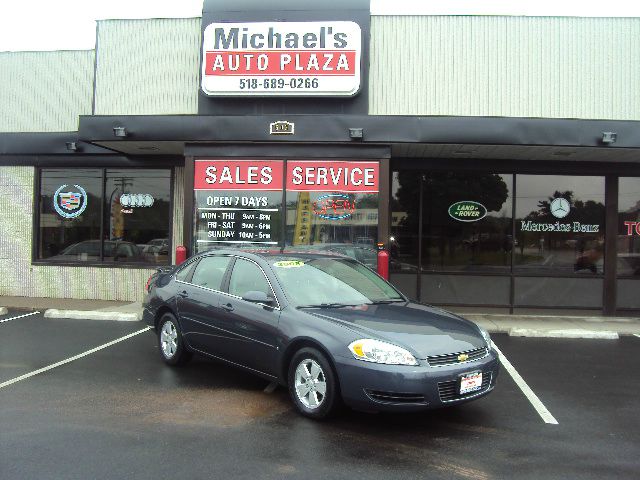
[312,193,356,220]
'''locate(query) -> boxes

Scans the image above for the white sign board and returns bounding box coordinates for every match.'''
[201,21,362,97]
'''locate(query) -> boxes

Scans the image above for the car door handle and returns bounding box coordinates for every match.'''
[178,290,189,298]
[221,303,234,312]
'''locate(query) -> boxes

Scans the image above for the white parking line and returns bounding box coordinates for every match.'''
[634,334,640,339]
[491,341,559,425]
[0,327,150,389]
[0,311,40,324]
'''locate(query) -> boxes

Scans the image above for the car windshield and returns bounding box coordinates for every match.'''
[269,256,404,307]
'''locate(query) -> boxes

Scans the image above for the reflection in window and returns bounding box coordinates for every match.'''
[38,169,102,262]
[105,169,172,264]
[618,177,640,278]
[285,191,379,270]
[228,258,270,297]
[515,175,605,275]
[37,168,172,265]
[193,191,282,254]
[191,256,231,290]
[391,171,513,273]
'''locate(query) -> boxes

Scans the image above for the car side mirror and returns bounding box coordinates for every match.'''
[242,290,274,306]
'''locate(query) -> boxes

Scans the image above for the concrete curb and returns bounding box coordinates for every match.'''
[509,328,619,339]
[44,309,141,322]
[0,307,7,315]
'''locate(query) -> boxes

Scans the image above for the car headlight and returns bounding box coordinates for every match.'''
[477,326,492,347]
[348,339,418,366]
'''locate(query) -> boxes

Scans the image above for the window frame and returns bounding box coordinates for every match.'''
[224,256,281,309]
[32,166,174,268]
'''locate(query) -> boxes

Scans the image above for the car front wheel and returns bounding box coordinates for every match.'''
[288,347,339,420]
[158,313,192,366]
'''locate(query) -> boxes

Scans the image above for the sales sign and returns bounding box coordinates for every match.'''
[201,21,362,97]
[195,160,284,246]
[194,160,284,191]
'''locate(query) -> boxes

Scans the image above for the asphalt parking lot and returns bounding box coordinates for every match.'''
[1,309,639,480]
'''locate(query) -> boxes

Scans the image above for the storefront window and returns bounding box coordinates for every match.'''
[285,161,379,270]
[38,169,102,262]
[617,177,640,309]
[37,168,172,265]
[105,169,172,264]
[390,171,419,274]
[422,172,513,272]
[515,175,605,275]
[193,159,283,254]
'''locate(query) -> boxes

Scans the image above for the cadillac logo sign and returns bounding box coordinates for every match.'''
[53,184,87,219]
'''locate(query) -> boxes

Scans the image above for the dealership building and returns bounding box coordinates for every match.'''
[1,0,639,315]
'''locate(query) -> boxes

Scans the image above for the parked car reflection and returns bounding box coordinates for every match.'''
[48,240,143,262]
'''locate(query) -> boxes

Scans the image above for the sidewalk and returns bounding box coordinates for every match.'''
[1,296,639,337]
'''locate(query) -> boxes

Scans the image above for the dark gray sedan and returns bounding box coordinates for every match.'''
[143,249,499,419]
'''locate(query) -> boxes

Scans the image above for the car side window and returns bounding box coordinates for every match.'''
[228,258,271,298]
[190,256,232,290]
[175,259,198,282]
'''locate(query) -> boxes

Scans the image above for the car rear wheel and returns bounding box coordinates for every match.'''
[158,313,192,366]
[288,347,339,420]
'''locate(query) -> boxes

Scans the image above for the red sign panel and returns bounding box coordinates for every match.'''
[204,50,357,76]
[286,161,379,193]
[194,160,284,191]
[194,159,379,193]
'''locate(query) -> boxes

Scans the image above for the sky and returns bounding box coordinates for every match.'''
[0,0,639,52]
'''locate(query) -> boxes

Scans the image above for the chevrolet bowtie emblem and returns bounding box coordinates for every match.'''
[457,353,469,362]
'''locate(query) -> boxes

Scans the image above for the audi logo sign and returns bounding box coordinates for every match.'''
[120,193,154,208]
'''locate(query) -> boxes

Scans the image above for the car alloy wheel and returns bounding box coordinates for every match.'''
[157,313,192,366]
[288,347,339,419]
[160,320,178,359]
[294,359,327,409]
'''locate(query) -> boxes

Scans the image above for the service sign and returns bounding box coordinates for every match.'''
[201,21,362,97]
[286,161,379,193]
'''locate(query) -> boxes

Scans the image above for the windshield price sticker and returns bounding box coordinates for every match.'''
[273,260,305,268]
[201,21,362,96]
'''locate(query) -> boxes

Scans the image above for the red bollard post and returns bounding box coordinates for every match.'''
[175,245,187,265]
[377,249,389,280]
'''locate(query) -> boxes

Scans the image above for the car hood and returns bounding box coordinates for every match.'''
[302,302,486,359]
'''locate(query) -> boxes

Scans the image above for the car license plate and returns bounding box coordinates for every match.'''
[459,372,483,394]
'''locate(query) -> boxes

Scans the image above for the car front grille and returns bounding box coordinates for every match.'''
[365,389,426,404]
[437,372,492,402]
[427,347,488,367]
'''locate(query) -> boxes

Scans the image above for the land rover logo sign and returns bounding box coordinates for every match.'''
[53,184,87,219]
[201,21,362,97]
[448,201,487,222]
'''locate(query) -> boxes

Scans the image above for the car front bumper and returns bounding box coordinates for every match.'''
[334,348,500,412]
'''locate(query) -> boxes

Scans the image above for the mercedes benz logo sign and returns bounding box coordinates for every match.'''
[550,197,570,219]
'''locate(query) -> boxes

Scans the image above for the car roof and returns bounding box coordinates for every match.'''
[198,248,351,261]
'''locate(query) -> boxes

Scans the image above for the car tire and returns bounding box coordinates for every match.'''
[288,347,340,420]
[158,313,192,366]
